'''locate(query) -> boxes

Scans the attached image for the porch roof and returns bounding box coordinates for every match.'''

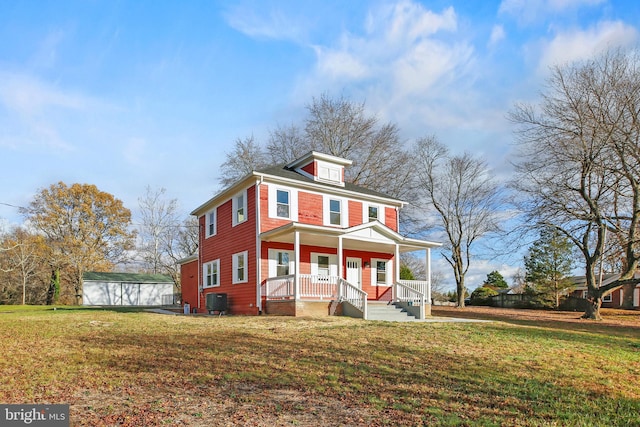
[260,221,441,253]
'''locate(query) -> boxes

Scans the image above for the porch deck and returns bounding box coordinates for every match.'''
[261,275,431,319]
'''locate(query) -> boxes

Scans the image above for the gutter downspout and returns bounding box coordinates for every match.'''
[256,177,263,313]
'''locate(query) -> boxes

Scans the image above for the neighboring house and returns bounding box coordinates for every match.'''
[569,273,640,309]
[180,151,441,319]
[82,272,176,306]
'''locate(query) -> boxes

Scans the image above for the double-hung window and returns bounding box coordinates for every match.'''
[276,252,290,276]
[233,251,248,284]
[205,209,216,237]
[276,190,290,218]
[203,260,220,288]
[232,190,247,226]
[329,199,341,226]
[373,259,392,286]
[317,255,330,277]
[368,205,379,222]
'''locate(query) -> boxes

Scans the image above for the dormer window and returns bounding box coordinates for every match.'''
[319,165,341,183]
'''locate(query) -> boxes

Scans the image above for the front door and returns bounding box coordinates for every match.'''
[346,257,362,288]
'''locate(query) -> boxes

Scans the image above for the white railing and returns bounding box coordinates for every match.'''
[395,281,426,305]
[263,274,338,300]
[398,280,431,305]
[338,278,368,319]
[263,275,295,299]
[299,275,338,300]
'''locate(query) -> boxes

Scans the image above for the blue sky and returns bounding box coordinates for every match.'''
[1,0,638,287]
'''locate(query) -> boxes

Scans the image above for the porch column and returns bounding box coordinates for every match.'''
[294,230,300,299]
[338,236,343,279]
[394,244,400,301]
[426,248,432,304]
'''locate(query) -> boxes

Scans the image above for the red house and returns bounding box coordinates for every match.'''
[180,151,440,319]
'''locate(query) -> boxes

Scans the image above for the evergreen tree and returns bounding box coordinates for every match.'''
[483,270,508,289]
[524,227,575,308]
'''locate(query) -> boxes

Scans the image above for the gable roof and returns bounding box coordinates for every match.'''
[83,272,174,283]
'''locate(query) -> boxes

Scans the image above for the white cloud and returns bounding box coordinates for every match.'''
[0,72,87,115]
[538,20,639,72]
[489,25,506,46]
[223,3,309,42]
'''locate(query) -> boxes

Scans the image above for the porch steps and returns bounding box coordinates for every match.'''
[367,302,419,322]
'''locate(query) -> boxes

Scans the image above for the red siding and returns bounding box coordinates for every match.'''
[302,161,316,177]
[180,259,199,311]
[349,200,362,227]
[342,249,394,301]
[260,184,291,233]
[385,207,398,231]
[298,191,324,225]
[199,185,259,315]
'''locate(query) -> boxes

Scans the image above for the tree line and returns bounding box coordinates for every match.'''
[2,49,639,320]
[0,184,197,305]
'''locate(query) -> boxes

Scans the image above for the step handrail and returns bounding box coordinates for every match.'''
[338,278,368,320]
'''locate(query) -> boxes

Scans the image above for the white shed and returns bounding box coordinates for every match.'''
[82,272,176,306]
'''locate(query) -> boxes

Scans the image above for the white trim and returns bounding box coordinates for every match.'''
[205,208,217,238]
[363,203,382,223]
[268,249,295,277]
[203,259,220,288]
[602,293,612,303]
[310,252,338,276]
[372,258,392,286]
[232,189,248,227]
[268,185,298,221]
[232,251,248,284]
[323,196,348,227]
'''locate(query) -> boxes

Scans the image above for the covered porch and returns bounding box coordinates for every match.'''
[258,221,440,320]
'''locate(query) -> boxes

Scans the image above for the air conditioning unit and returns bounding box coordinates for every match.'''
[206,293,228,314]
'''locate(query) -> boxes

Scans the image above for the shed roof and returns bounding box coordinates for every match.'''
[83,272,174,283]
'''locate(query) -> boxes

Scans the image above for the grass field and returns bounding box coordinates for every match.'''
[0,305,639,426]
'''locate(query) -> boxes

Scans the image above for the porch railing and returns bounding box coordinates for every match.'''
[395,281,427,319]
[338,278,368,319]
[262,275,367,319]
[398,279,431,304]
[262,274,339,300]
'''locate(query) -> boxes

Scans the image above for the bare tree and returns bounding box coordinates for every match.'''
[510,49,640,319]
[224,94,413,199]
[137,187,199,289]
[411,136,503,307]
[218,136,269,188]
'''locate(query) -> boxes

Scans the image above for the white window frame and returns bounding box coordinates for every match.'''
[268,249,294,277]
[364,203,381,223]
[268,185,298,221]
[310,253,338,277]
[323,196,348,227]
[232,190,247,227]
[372,258,392,286]
[205,208,216,238]
[203,259,220,288]
[317,160,342,183]
[232,251,248,284]
[602,293,612,303]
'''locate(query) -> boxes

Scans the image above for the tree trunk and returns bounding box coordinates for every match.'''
[456,277,466,308]
[582,296,602,320]
[621,283,636,309]
[45,269,58,305]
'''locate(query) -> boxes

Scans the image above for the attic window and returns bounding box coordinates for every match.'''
[319,165,340,182]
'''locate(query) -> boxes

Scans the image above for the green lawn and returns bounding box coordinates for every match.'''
[0,306,638,426]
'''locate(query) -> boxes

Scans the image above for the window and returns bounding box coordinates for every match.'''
[373,259,392,286]
[205,209,216,237]
[329,199,341,225]
[276,189,290,218]
[276,252,290,276]
[233,251,248,284]
[203,260,220,288]
[368,205,379,222]
[319,165,340,182]
[603,293,612,302]
[317,255,330,277]
[232,190,247,226]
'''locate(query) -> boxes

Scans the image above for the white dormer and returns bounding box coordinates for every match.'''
[286,151,352,187]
